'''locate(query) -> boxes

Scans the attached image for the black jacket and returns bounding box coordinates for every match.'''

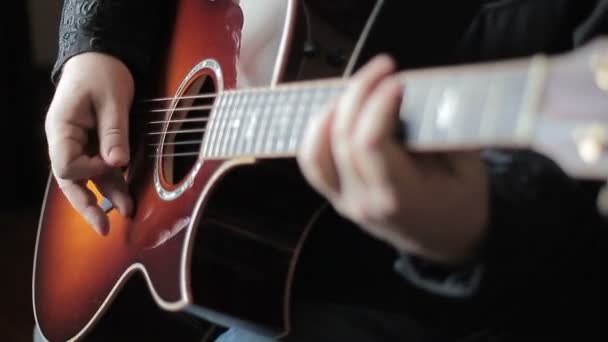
[52,0,608,339]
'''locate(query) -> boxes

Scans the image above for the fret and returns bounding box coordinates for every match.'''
[265,90,282,154]
[265,91,277,154]
[228,92,244,156]
[296,87,327,145]
[516,56,547,143]
[416,79,441,145]
[310,86,326,115]
[293,88,316,151]
[275,89,296,153]
[262,94,273,155]
[492,68,529,143]
[446,74,486,144]
[228,91,244,157]
[238,90,258,156]
[479,71,501,142]
[221,92,241,157]
[227,91,247,157]
[221,93,244,158]
[200,99,213,157]
[209,94,223,158]
[249,91,264,155]
[207,93,228,158]
[288,88,312,153]
[272,89,288,154]
[201,99,217,158]
[477,65,529,145]
[271,89,284,154]
[212,92,233,158]
[255,91,273,154]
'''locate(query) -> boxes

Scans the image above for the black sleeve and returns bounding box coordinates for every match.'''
[472,1,608,331]
[395,1,608,328]
[52,0,171,87]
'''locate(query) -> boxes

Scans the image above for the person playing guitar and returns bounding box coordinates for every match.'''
[38,0,608,341]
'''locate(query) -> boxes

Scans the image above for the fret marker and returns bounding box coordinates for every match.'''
[574,125,608,164]
[245,117,257,139]
[436,88,459,131]
[592,52,608,92]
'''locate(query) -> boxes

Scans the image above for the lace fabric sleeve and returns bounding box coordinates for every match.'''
[52,0,170,87]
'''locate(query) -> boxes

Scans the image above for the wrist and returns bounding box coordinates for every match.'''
[389,217,487,266]
[60,52,135,100]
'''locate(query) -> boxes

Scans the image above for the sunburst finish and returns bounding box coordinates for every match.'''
[32,1,324,341]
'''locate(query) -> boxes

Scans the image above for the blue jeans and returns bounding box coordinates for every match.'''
[215,301,431,342]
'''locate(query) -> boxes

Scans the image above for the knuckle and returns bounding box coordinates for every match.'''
[374,188,400,220]
[333,201,354,220]
[298,152,326,189]
[331,118,349,141]
[53,161,72,180]
[335,197,368,223]
[353,203,371,223]
[332,133,351,159]
[298,144,322,171]
[347,144,361,167]
[332,102,355,138]
[103,127,123,138]
[353,129,379,151]
[381,76,401,91]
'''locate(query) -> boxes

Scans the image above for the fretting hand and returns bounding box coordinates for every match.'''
[297,56,489,264]
[45,52,134,235]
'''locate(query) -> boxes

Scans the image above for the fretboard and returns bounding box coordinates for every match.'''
[201,56,547,159]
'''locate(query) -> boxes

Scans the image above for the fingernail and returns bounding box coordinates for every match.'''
[121,197,134,218]
[108,147,129,166]
[96,221,110,236]
[88,215,110,236]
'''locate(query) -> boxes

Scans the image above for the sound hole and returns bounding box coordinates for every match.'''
[162,75,216,185]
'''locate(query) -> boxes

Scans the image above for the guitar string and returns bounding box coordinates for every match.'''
[140,87,347,157]
[134,83,346,160]
[132,87,344,115]
[143,108,306,158]
[135,104,215,115]
[139,94,336,134]
[142,105,299,157]
[133,76,347,105]
[144,124,301,157]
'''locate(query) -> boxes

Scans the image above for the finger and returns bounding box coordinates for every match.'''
[332,55,396,138]
[298,100,340,199]
[46,98,110,180]
[57,178,109,235]
[93,169,133,218]
[443,151,485,177]
[51,152,111,181]
[96,96,131,167]
[331,56,397,189]
[352,76,411,186]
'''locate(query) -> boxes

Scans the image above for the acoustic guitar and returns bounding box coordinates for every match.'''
[33,0,608,341]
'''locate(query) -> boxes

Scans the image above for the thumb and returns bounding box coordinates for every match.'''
[97,101,131,167]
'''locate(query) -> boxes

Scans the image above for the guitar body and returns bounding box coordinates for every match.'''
[33,0,346,340]
[34,0,608,340]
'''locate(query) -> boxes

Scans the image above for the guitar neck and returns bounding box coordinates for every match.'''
[201,55,547,159]
[399,56,546,152]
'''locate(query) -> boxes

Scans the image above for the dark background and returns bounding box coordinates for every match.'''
[0,1,63,340]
